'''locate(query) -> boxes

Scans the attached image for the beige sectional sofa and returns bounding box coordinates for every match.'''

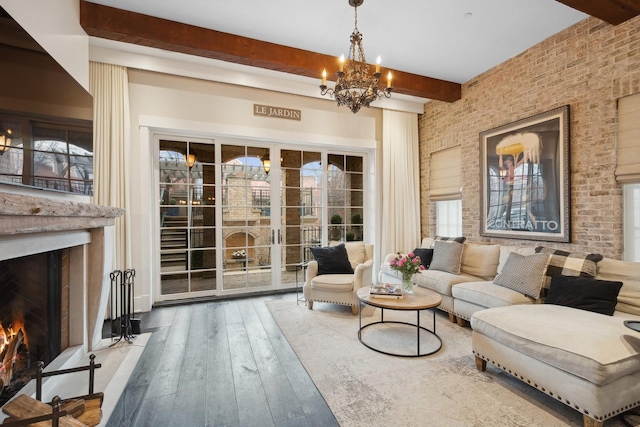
[380,238,640,427]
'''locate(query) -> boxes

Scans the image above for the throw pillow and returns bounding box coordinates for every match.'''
[310,244,354,275]
[535,246,604,298]
[546,275,623,316]
[493,252,550,299]
[429,241,464,274]
[344,241,366,270]
[411,248,434,268]
[432,235,466,246]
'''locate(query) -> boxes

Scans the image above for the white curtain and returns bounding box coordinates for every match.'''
[89,62,132,271]
[381,109,421,257]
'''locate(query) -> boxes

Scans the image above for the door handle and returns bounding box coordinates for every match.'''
[278,229,282,244]
[271,229,275,244]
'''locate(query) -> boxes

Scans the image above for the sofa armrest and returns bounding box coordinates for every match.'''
[304,261,319,289]
[353,259,374,290]
[383,253,398,263]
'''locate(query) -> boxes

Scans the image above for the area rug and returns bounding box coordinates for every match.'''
[266,300,635,427]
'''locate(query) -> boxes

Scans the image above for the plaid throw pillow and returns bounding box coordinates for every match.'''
[535,246,603,298]
[432,235,466,246]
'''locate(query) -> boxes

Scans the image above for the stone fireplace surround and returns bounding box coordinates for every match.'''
[0,191,149,424]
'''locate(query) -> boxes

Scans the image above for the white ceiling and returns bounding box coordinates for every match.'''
[84,0,587,84]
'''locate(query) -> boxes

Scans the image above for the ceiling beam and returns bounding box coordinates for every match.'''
[556,0,640,25]
[79,1,461,102]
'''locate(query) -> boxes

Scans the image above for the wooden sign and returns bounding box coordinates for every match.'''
[254,104,301,121]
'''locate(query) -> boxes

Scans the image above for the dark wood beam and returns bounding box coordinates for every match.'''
[80,1,461,102]
[556,0,640,25]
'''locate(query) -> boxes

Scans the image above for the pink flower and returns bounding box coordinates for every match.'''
[420,265,426,270]
[407,252,415,258]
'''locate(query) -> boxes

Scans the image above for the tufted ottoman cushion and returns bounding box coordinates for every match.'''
[311,274,354,292]
[471,304,640,385]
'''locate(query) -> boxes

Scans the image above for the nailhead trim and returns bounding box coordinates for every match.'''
[472,350,639,422]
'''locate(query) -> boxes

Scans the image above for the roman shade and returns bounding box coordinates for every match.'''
[616,93,640,184]
[430,146,461,201]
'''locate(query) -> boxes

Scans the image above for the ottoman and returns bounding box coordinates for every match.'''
[471,304,640,427]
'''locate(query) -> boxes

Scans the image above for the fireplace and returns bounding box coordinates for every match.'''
[0,190,143,423]
[0,249,69,406]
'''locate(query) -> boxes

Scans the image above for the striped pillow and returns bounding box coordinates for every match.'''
[493,253,550,299]
[535,247,603,298]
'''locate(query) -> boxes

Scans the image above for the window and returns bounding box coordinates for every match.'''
[435,199,462,237]
[0,115,93,195]
[623,184,640,262]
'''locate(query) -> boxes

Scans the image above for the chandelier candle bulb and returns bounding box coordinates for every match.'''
[387,71,393,88]
[339,54,345,72]
[376,56,381,73]
[322,69,327,86]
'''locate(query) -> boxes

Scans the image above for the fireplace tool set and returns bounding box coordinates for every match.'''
[109,269,140,345]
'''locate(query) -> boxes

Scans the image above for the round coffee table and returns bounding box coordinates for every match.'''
[357,286,442,357]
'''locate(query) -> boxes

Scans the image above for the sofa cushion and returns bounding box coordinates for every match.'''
[597,258,640,316]
[471,304,640,386]
[460,243,500,280]
[453,281,536,308]
[430,240,464,274]
[413,270,481,296]
[535,246,603,297]
[344,241,366,270]
[546,275,623,316]
[497,245,537,274]
[310,244,354,275]
[493,252,550,299]
[412,248,434,268]
[310,274,354,292]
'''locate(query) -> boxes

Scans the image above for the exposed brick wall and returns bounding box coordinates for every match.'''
[419,16,640,259]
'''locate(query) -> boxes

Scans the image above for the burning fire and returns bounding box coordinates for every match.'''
[0,319,28,390]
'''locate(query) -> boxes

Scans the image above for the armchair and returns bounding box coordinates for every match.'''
[303,242,374,314]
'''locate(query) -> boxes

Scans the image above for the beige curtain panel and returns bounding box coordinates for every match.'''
[617,93,640,184]
[381,109,421,256]
[430,146,461,201]
[89,62,132,270]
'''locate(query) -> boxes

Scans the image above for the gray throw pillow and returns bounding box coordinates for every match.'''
[493,252,550,299]
[429,240,464,274]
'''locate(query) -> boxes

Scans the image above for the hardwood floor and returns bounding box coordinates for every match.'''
[106,294,338,427]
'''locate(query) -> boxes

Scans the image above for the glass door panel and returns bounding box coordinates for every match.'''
[327,154,364,243]
[159,139,217,297]
[280,149,322,288]
[220,144,272,292]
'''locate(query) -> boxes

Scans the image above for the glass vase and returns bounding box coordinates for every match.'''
[402,275,414,294]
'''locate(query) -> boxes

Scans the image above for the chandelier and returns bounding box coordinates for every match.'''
[319,0,392,114]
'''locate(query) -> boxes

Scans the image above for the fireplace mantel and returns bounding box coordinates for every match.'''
[0,192,124,236]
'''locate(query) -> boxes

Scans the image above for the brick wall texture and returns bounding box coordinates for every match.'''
[419,16,640,259]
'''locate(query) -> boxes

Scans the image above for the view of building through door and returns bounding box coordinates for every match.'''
[157,138,366,301]
[159,139,217,296]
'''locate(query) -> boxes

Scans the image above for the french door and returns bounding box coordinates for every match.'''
[156,136,366,301]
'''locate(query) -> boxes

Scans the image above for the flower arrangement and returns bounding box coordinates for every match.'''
[389,251,425,281]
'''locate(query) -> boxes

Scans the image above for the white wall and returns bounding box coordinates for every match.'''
[127,69,382,311]
[0,0,90,91]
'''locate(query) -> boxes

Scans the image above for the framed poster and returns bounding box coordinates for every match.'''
[479,105,570,242]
